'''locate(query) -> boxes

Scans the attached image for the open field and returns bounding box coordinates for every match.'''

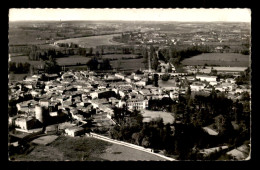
[98,142,168,161]
[54,34,124,48]
[141,110,175,125]
[10,135,169,161]
[10,55,90,66]
[56,55,90,66]
[10,56,43,67]
[9,73,29,81]
[181,53,250,67]
[9,29,54,45]
[11,135,111,161]
[110,58,145,72]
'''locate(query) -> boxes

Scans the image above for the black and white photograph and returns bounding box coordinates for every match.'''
[8,8,251,161]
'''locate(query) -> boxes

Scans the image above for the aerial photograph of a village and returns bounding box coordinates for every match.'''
[8,8,251,161]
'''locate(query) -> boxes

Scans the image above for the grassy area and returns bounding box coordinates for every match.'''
[181,53,250,67]
[98,143,168,161]
[56,55,90,66]
[141,110,175,125]
[54,34,123,48]
[11,136,112,161]
[9,73,29,82]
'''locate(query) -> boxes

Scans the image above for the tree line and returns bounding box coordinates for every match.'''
[9,62,31,74]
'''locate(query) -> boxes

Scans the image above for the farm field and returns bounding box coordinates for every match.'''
[10,55,90,66]
[141,110,175,125]
[10,56,43,67]
[54,34,124,48]
[110,58,145,72]
[101,54,139,59]
[181,53,250,67]
[56,55,90,66]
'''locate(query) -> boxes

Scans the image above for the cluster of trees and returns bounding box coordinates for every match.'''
[9,45,31,56]
[28,45,65,61]
[9,62,31,74]
[109,86,250,160]
[43,56,61,74]
[110,110,176,152]
[160,46,209,66]
[161,73,170,81]
[235,67,250,85]
[28,45,94,61]
[86,57,111,70]
[148,97,174,112]
[177,88,249,146]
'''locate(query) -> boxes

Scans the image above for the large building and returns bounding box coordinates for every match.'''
[196,75,217,82]
[126,99,148,110]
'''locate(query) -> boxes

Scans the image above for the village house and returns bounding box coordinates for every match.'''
[65,126,85,137]
[190,81,206,92]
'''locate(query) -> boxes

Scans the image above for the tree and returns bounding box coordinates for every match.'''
[8,62,17,73]
[153,74,159,87]
[44,56,61,74]
[152,54,159,70]
[95,51,100,57]
[141,136,150,148]
[132,132,141,145]
[161,73,170,81]
[102,59,111,70]
[185,86,191,103]
[86,57,98,70]
[210,69,218,76]
[88,47,93,56]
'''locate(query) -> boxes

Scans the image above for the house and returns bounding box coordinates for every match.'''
[170,91,179,100]
[209,81,218,86]
[114,73,125,80]
[196,75,217,82]
[14,117,37,130]
[139,89,151,96]
[65,126,85,137]
[39,99,49,108]
[190,81,206,92]
[135,79,147,87]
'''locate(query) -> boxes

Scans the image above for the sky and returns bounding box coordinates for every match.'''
[9,8,251,22]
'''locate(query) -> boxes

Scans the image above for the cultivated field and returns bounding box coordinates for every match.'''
[181,53,250,67]
[110,58,145,72]
[56,55,90,66]
[54,34,124,48]
[10,55,90,66]
[101,54,139,59]
[10,56,43,67]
